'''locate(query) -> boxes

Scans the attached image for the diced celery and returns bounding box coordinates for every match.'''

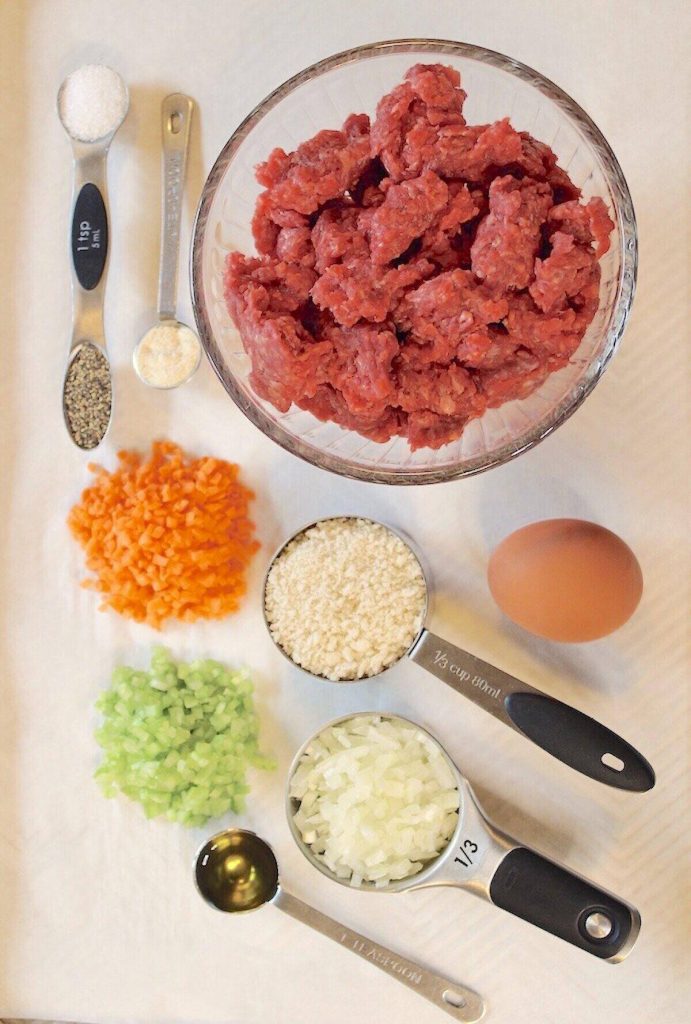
[93,648,273,826]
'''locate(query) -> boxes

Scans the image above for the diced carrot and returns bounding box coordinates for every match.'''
[67,441,260,628]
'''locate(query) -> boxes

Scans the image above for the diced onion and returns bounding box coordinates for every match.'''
[290,715,459,886]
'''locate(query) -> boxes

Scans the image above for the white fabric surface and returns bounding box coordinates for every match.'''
[0,1,688,1022]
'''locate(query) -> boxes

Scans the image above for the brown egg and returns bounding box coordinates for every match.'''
[488,519,643,642]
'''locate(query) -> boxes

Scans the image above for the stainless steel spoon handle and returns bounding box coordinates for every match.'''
[273,888,484,1022]
[69,144,110,347]
[158,93,194,319]
[409,628,655,791]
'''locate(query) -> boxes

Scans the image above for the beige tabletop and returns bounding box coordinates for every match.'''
[0,2,689,1023]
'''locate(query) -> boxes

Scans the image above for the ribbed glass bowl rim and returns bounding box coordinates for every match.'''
[190,37,637,485]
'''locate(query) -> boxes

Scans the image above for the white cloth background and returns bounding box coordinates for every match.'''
[0,2,688,1022]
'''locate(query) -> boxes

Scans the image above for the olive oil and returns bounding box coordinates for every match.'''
[196,830,279,912]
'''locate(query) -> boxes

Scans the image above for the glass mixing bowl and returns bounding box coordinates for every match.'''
[191,39,637,484]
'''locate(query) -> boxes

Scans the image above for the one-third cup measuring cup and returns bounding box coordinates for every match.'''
[287,712,642,963]
[263,516,655,792]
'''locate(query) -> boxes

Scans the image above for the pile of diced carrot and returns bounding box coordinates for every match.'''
[68,441,260,628]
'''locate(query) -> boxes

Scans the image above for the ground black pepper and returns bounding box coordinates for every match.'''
[63,343,112,449]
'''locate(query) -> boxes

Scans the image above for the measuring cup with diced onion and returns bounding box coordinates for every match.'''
[286,712,640,962]
[263,517,654,792]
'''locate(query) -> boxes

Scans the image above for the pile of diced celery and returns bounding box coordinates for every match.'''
[95,647,274,826]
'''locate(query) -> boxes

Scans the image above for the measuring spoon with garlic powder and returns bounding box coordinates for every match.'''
[133,94,201,389]
[195,828,485,1022]
[263,517,655,792]
[58,64,128,449]
[288,713,642,962]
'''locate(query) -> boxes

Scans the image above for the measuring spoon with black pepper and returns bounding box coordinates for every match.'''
[58,65,128,449]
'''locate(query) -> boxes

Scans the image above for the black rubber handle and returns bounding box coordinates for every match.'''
[71,183,108,290]
[505,692,655,792]
[490,848,640,960]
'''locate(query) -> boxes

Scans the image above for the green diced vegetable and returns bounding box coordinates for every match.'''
[94,647,275,826]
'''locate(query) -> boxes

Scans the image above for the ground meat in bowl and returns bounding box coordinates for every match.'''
[224,64,614,451]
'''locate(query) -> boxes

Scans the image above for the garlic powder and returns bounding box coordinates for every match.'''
[134,322,201,389]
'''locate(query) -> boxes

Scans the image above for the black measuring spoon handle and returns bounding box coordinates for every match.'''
[67,145,113,351]
[505,691,655,791]
[408,630,655,791]
[71,180,108,291]
[489,847,640,961]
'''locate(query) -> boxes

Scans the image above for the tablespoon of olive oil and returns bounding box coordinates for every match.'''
[195,828,485,1021]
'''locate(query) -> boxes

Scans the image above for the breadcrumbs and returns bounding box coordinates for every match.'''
[264,517,426,680]
[68,441,259,628]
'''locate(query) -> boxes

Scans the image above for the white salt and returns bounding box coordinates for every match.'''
[133,321,201,388]
[59,64,128,142]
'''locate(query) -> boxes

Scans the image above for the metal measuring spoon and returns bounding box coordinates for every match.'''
[195,828,485,1022]
[263,517,655,792]
[288,712,642,963]
[133,94,201,389]
[58,65,128,449]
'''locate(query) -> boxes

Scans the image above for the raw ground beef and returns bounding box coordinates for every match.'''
[224,63,614,450]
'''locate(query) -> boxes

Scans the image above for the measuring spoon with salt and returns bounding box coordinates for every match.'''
[133,94,201,389]
[59,64,128,449]
[195,828,485,1021]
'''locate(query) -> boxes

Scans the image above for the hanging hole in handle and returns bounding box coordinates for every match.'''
[443,989,467,1009]
[169,111,182,134]
[584,911,614,939]
[578,906,619,944]
[601,752,625,772]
